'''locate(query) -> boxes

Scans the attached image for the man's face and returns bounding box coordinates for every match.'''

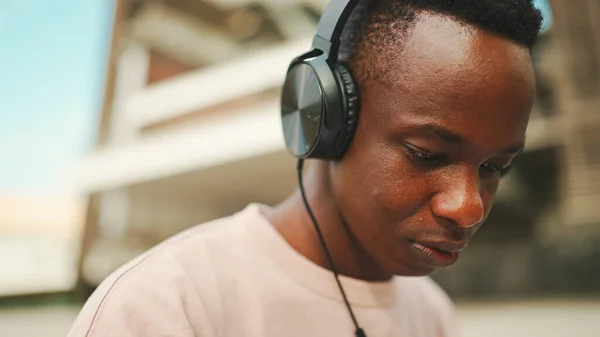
[331,14,536,276]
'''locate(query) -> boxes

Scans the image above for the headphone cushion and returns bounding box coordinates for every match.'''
[331,63,360,159]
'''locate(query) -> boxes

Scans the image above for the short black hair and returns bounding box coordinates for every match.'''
[339,0,544,82]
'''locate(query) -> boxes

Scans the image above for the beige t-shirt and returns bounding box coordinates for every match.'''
[68,203,459,337]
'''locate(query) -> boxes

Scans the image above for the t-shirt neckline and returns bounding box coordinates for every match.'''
[241,203,398,308]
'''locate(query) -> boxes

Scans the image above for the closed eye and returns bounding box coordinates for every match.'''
[480,162,513,177]
[402,143,446,165]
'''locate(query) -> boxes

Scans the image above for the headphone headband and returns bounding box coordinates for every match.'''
[312,0,360,63]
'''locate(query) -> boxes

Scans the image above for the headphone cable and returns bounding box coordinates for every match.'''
[296,159,367,337]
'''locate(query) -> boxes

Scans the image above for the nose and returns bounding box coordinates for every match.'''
[431,170,485,229]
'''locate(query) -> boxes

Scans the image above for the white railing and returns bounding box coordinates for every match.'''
[70,98,284,194]
[123,36,312,132]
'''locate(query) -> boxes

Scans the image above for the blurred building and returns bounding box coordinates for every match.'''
[72,0,600,297]
[0,196,84,296]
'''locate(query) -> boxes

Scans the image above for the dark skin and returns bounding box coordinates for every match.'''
[266,13,535,282]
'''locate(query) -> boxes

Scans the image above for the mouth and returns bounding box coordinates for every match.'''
[409,240,465,268]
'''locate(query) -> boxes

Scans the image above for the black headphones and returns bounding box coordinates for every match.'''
[280,2,368,336]
[281,0,361,160]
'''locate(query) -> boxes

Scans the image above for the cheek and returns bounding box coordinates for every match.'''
[481,179,500,215]
[368,153,430,221]
[334,142,431,232]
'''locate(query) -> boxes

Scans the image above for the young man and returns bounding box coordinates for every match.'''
[68,1,543,336]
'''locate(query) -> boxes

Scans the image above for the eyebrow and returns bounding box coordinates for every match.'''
[410,123,525,155]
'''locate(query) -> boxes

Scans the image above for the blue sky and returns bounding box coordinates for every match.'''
[536,0,553,32]
[0,0,552,197]
[0,0,114,196]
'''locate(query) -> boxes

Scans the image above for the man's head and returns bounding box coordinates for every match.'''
[328,0,543,276]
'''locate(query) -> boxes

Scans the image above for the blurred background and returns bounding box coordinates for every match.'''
[1,0,599,336]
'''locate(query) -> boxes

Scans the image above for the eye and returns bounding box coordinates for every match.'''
[480,162,512,177]
[402,143,446,164]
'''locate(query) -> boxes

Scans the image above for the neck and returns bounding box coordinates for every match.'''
[266,160,392,282]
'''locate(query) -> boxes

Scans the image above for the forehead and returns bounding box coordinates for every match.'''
[363,13,535,150]
[396,13,534,96]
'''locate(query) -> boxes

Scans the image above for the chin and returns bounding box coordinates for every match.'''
[384,262,437,277]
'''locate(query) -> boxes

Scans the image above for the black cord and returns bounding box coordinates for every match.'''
[296,159,367,337]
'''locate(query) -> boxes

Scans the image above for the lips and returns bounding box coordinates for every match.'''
[418,241,467,253]
[409,240,466,268]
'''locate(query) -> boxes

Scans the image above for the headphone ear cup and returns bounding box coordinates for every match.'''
[330,63,360,159]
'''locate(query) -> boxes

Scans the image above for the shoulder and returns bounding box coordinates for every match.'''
[68,206,259,337]
[68,245,202,336]
[395,276,459,337]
